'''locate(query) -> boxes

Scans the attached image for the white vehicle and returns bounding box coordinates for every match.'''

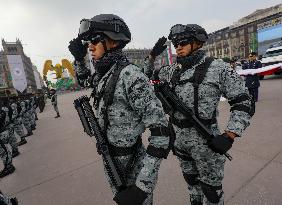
[260,45,282,79]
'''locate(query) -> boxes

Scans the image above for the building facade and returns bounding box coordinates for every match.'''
[204,4,282,60]
[124,42,176,69]
[0,39,37,95]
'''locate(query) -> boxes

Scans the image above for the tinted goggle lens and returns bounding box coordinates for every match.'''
[84,35,103,45]
[172,39,191,48]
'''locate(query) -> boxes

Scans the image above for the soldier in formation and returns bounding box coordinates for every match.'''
[145,24,255,205]
[49,89,60,118]
[0,95,39,178]
[0,100,16,178]
[68,14,172,204]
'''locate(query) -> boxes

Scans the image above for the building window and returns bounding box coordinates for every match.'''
[230,32,235,38]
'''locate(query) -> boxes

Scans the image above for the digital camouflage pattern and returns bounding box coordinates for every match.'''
[21,101,32,133]
[1,106,18,152]
[145,51,252,204]
[11,103,25,138]
[0,130,12,167]
[77,62,169,204]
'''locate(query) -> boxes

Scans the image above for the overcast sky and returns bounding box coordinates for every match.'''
[0,0,281,74]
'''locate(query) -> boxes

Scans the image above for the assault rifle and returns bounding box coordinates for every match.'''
[74,96,126,191]
[154,82,233,161]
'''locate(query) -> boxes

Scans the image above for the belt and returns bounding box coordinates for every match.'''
[109,136,142,156]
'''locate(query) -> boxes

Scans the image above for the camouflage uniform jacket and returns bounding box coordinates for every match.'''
[78,62,170,194]
[145,53,252,150]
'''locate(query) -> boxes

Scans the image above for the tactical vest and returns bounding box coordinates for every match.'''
[94,61,143,155]
[158,57,216,128]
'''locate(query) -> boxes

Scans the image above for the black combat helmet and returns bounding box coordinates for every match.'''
[79,14,131,47]
[168,24,208,45]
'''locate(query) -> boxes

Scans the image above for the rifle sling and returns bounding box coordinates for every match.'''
[170,116,216,129]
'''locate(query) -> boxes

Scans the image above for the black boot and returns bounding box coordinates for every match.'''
[190,195,203,205]
[10,197,18,205]
[12,149,20,158]
[54,113,60,118]
[26,130,33,137]
[0,164,15,178]
[17,137,27,146]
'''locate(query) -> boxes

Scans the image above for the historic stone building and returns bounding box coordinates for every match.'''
[124,42,176,69]
[204,4,282,60]
[0,39,37,95]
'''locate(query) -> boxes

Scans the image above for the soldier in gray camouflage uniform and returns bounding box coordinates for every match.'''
[11,101,27,146]
[0,107,16,178]
[21,100,33,136]
[68,14,172,205]
[1,102,19,158]
[25,99,36,130]
[49,89,60,118]
[146,24,254,205]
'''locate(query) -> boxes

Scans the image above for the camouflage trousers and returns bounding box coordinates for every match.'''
[7,125,18,152]
[29,110,36,126]
[174,127,226,205]
[23,115,32,132]
[104,145,153,205]
[14,120,25,138]
[0,131,12,167]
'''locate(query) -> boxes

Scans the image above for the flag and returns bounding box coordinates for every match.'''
[164,42,173,65]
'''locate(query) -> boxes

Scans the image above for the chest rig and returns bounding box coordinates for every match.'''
[92,61,143,157]
[164,57,215,128]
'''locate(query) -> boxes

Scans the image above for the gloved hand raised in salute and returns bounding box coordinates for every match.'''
[68,37,88,62]
[150,36,167,58]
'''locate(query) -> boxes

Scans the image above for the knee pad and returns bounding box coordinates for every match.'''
[183,173,199,186]
[200,182,223,203]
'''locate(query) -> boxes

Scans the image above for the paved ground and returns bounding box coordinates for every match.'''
[1,75,282,205]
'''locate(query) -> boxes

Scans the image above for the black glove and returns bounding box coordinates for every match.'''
[209,133,234,155]
[68,37,88,62]
[150,36,167,58]
[113,185,148,205]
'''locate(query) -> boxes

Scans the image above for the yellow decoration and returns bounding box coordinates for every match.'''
[43,59,75,80]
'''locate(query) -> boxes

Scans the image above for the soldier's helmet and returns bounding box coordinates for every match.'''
[168,24,208,45]
[79,14,131,48]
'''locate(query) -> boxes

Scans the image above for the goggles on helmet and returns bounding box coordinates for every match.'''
[79,18,130,41]
[84,34,105,45]
[79,19,91,36]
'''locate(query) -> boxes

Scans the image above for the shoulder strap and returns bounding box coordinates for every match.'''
[192,57,214,117]
[102,61,131,131]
